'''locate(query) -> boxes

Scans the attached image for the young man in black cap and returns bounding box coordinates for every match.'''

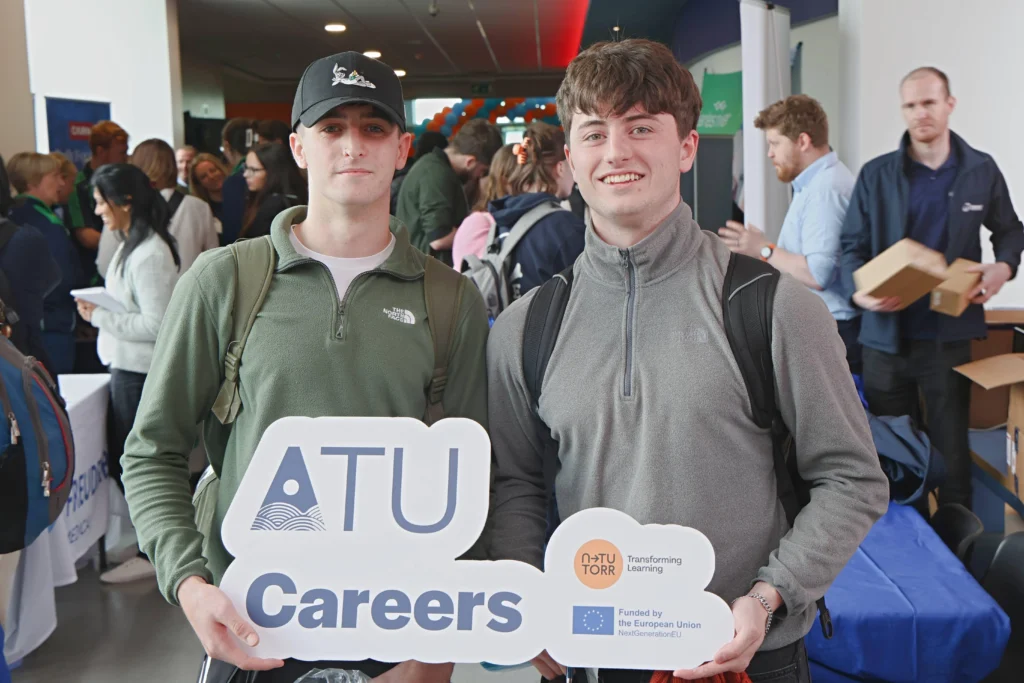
[120,52,488,682]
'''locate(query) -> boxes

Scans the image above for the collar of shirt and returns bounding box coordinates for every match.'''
[906,145,959,178]
[792,151,838,194]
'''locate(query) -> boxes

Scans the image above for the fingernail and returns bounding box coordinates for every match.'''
[245,634,258,646]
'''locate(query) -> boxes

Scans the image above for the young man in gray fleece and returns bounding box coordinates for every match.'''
[486,39,889,683]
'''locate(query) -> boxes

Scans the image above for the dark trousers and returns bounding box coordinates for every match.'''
[862,340,973,507]
[556,639,811,683]
[836,317,862,376]
[108,368,147,495]
[198,657,395,682]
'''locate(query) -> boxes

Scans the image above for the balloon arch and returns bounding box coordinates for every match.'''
[410,97,559,153]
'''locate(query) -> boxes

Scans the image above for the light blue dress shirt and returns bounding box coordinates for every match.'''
[777,151,857,321]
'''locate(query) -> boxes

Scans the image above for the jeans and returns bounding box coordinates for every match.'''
[553,640,811,683]
[836,318,862,376]
[862,340,973,507]
[108,368,147,495]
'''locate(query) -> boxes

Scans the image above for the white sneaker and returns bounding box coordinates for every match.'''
[100,557,156,584]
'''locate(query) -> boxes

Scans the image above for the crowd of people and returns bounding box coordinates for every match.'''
[1,35,1022,683]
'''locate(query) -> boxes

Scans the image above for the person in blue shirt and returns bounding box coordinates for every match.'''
[218,117,253,245]
[6,152,83,375]
[719,95,860,373]
[840,67,1024,509]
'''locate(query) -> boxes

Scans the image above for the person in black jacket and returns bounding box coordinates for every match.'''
[489,121,585,298]
[239,142,307,239]
[840,67,1024,508]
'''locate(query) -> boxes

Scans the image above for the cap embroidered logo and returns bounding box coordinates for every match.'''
[333,63,376,89]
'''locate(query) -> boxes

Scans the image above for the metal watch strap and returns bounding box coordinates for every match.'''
[734,592,774,635]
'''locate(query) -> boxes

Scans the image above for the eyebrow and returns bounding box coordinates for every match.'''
[577,113,659,129]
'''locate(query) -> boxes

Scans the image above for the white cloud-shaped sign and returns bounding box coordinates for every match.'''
[219,417,733,669]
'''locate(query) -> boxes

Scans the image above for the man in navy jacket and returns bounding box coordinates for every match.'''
[840,67,1024,508]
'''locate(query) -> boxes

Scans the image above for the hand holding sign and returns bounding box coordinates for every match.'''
[218,417,733,671]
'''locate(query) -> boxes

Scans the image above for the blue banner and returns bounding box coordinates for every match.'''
[45,97,111,170]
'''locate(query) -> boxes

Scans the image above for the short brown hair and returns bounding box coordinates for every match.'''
[89,120,128,154]
[901,66,951,97]
[131,138,177,189]
[49,151,77,179]
[753,95,829,148]
[451,119,503,166]
[507,122,566,197]
[6,152,61,194]
[557,39,702,141]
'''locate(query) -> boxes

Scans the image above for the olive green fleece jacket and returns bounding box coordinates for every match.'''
[120,206,490,605]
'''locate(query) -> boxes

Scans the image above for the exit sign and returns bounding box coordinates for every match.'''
[470,82,492,96]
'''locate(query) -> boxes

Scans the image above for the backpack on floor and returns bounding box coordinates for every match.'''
[522,252,834,639]
[462,201,561,324]
[0,331,75,553]
[192,236,465,561]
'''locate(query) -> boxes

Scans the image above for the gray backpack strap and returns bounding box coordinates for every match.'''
[210,236,276,425]
[495,201,562,263]
[423,256,465,426]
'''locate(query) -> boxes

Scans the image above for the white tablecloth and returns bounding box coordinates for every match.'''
[2,374,115,663]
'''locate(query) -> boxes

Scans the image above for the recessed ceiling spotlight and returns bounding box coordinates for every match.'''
[613,25,621,32]
[364,50,382,59]
[394,69,407,77]
[325,23,347,32]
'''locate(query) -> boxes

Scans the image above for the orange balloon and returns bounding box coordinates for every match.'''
[488,111,499,122]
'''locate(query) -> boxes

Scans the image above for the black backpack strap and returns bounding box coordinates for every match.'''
[167,190,186,219]
[721,252,833,639]
[522,266,575,505]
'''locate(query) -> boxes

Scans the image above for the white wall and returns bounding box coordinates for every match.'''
[182,55,227,120]
[0,0,35,161]
[689,15,842,156]
[840,0,1024,309]
[24,0,183,152]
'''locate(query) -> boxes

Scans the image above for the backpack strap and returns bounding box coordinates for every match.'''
[423,256,466,425]
[721,252,833,639]
[211,236,276,425]
[494,202,563,265]
[167,190,186,219]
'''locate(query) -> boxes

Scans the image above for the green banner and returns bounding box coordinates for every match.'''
[697,71,742,136]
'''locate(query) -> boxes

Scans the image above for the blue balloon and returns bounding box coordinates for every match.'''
[445,113,459,125]
[440,124,453,137]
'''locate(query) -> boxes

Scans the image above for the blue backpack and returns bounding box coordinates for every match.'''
[0,332,75,553]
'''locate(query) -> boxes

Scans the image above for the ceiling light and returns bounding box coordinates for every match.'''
[613,25,621,32]
[324,23,347,32]
[500,100,506,106]
[364,50,382,59]
[394,69,407,77]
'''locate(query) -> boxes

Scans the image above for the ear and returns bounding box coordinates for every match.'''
[395,132,413,171]
[798,132,813,153]
[679,130,699,173]
[463,155,478,172]
[290,130,307,170]
[564,143,577,180]
[948,95,958,113]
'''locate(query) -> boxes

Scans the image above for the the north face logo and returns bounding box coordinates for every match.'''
[383,307,416,324]
[251,447,326,532]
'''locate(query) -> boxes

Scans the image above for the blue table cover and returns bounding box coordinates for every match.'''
[805,502,1009,682]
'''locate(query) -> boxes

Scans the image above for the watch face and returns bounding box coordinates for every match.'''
[761,246,772,258]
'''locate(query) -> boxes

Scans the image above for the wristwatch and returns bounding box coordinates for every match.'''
[734,593,775,635]
[760,243,776,262]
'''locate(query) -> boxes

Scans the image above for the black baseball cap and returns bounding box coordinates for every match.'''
[292,52,406,132]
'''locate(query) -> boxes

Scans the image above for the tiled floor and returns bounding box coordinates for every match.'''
[11,568,537,683]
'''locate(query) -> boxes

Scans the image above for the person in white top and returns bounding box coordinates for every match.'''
[75,163,182,585]
[97,139,219,278]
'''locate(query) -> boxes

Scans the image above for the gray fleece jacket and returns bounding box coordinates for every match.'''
[486,200,889,651]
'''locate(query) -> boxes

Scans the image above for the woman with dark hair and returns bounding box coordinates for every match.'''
[74,163,182,584]
[239,142,307,239]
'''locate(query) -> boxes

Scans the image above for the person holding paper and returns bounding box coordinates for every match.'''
[75,164,182,584]
[487,39,889,682]
[118,53,487,681]
[840,67,1024,508]
[718,95,860,374]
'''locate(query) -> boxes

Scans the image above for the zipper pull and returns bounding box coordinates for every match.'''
[619,249,629,267]
[42,461,52,498]
[8,413,18,445]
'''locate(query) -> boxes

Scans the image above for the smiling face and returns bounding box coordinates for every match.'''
[565,105,697,237]
[194,161,225,194]
[93,188,130,231]
[291,104,411,209]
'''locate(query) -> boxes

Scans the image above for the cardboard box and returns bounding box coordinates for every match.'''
[853,238,948,310]
[985,308,1024,325]
[970,330,1017,429]
[955,353,1024,502]
[930,259,981,317]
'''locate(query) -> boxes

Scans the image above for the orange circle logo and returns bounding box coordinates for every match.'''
[575,539,623,589]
